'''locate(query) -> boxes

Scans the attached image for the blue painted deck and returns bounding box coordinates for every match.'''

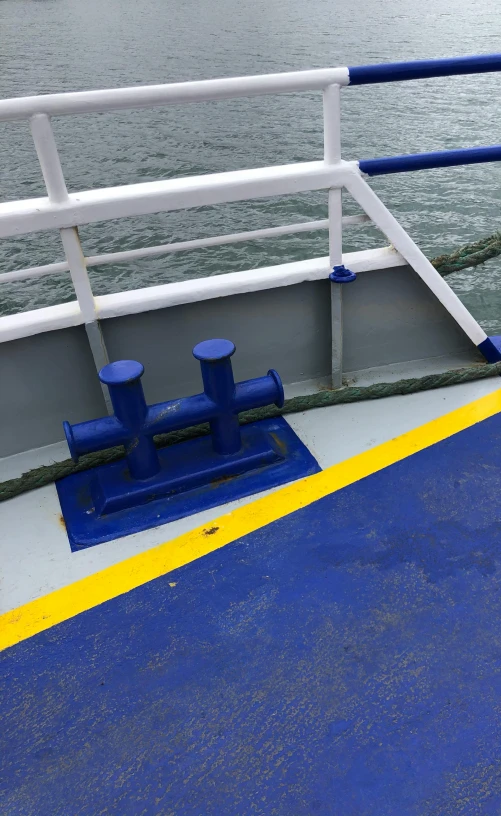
[4,413,501,814]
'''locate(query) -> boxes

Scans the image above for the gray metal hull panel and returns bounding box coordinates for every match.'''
[0,327,106,458]
[342,266,482,371]
[0,264,484,457]
[103,282,332,403]
[103,265,482,401]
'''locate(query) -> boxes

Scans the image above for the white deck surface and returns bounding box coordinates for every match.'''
[1,377,500,615]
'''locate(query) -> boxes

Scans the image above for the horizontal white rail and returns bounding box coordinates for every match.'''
[0,161,354,239]
[0,247,404,342]
[0,62,490,359]
[0,69,350,122]
[2,261,69,285]
[0,215,370,284]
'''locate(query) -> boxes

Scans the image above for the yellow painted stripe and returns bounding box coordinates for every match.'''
[1,386,501,652]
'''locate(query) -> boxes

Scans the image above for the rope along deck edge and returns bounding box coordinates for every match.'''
[3,230,501,502]
[2,361,501,503]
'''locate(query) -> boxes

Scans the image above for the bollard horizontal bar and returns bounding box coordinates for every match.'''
[359,145,501,176]
[348,54,501,85]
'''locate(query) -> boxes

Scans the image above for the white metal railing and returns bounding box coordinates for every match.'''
[0,69,349,121]
[0,66,356,347]
[1,215,370,285]
[0,59,493,366]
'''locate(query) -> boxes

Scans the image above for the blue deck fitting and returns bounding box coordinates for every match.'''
[57,339,320,548]
[477,335,501,363]
[329,264,356,283]
[348,53,501,85]
[358,145,501,176]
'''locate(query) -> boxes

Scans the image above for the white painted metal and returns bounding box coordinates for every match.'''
[0,301,83,342]
[58,225,111,414]
[0,161,352,239]
[323,83,344,387]
[85,215,366,265]
[0,68,350,123]
[0,247,404,342]
[13,189,110,413]
[59,228,97,324]
[323,84,343,265]
[29,114,68,204]
[0,261,69,284]
[0,215,370,285]
[0,69,486,357]
[344,168,488,345]
[59,226,112,412]
[29,114,98,325]
[95,247,402,320]
[28,113,111,407]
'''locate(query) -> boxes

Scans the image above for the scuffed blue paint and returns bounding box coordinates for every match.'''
[5,413,501,813]
[348,54,501,85]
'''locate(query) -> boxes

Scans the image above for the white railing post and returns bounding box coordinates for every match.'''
[29,114,111,411]
[323,83,343,388]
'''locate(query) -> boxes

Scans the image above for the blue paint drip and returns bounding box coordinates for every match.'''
[348,53,501,85]
[358,145,501,176]
[6,414,501,812]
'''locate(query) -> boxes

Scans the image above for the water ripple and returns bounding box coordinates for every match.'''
[1,0,501,330]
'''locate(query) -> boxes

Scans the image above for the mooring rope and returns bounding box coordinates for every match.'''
[2,360,501,503]
[3,232,501,501]
[432,231,501,276]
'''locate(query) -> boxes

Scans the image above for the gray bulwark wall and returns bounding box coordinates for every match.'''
[0,263,484,457]
[342,265,483,372]
[103,283,332,403]
[0,326,106,458]
[103,265,482,403]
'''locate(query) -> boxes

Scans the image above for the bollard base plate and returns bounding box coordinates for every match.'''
[57,417,321,550]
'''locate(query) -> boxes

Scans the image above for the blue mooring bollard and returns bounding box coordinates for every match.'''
[65,339,283,473]
[63,339,283,512]
[58,338,321,548]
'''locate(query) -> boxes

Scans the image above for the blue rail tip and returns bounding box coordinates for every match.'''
[99,360,145,385]
[477,335,501,363]
[193,339,236,362]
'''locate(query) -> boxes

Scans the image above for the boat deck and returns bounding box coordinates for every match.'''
[2,378,501,815]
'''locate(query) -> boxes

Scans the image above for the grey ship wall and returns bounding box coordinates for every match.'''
[0,265,483,457]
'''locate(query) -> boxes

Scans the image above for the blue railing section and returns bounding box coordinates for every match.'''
[359,145,501,176]
[348,54,501,85]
